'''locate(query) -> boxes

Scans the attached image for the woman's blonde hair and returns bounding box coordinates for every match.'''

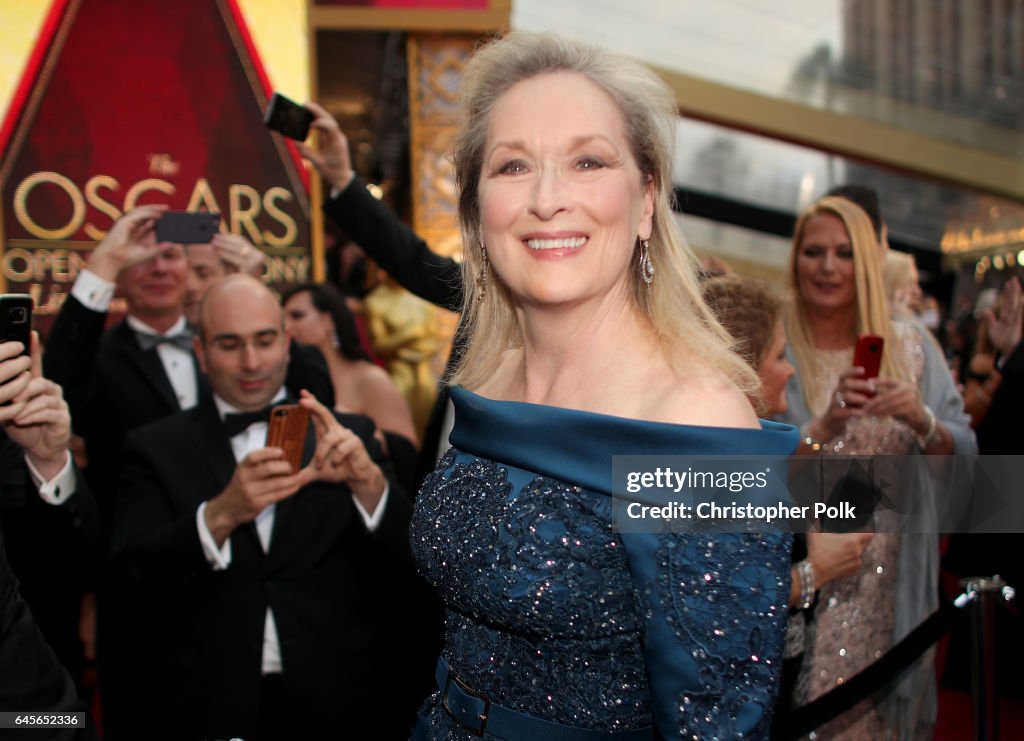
[786,196,910,410]
[449,31,755,394]
[885,250,918,312]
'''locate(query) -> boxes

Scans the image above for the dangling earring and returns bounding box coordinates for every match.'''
[639,239,655,289]
[330,330,340,350]
[477,242,488,301]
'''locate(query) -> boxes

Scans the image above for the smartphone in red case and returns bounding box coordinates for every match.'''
[853,334,884,394]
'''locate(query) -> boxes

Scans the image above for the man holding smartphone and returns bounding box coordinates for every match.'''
[107,275,413,740]
[44,207,336,739]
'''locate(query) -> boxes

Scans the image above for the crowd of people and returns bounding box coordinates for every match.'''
[1,29,1019,741]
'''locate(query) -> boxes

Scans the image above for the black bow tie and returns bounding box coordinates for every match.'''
[222,407,274,437]
[135,328,194,352]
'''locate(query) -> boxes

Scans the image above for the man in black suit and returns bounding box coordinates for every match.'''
[299,103,464,490]
[43,206,335,738]
[108,275,414,740]
[0,530,93,740]
[45,206,334,503]
[976,276,1023,454]
[0,335,97,695]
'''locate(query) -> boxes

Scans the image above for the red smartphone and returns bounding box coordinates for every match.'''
[265,404,311,472]
[853,334,884,393]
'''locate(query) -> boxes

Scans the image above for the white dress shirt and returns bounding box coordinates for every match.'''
[71,269,197,410]
[195,391,389,674]
[24,451,77,505]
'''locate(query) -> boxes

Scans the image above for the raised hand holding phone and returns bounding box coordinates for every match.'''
[155,211,220,244]
[263,92,314,142]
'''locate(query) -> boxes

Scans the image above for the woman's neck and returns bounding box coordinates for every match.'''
[807,308,858,350]
[502,295,666,409]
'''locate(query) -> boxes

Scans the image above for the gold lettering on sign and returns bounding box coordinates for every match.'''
[262,187,296,247]
[229,184,263,245]
[147,154,180,177]
[14,172,87,240]
[83,175,122,240]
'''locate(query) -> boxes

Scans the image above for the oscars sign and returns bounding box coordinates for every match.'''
[0,0,311,328]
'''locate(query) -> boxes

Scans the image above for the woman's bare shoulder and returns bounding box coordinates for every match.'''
[652,370,759,429]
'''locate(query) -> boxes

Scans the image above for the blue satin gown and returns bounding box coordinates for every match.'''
[410,388,799,739]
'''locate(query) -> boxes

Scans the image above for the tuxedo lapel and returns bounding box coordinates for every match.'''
[186,396,267,557]
[187,396,237,493]
[110,322,182,411]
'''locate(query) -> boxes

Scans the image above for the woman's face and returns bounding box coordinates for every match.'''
[477,71,654,310]
[795,213,857,316]
[905,263,923,314]
[283,291,333,348]
[757,319,795,416]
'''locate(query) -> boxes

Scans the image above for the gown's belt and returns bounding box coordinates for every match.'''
[435,657,655,740]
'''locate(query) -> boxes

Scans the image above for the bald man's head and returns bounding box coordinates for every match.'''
[193,274,290,411]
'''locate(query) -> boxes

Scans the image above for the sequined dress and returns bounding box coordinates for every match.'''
[793,324,924,739]
[410,387,799,740]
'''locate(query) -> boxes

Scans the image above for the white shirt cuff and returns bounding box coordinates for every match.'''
[24,451,76,505]
[353,483,389,532]
[71,269,116,312]
[196,502,232,570]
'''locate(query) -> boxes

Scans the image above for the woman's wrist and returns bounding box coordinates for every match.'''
[795,559,816,610]
[801,418,834,447]
[915,405,939,449]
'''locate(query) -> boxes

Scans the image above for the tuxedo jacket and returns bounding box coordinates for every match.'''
[107,394,415,740]
[0,531,94,740]
[325,177,464,488]
[44,294,335,507]
[0,433,97,687]
[325,175,463,313]
[977,339,1024,454]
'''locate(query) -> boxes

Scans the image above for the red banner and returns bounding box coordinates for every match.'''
[316,1,488,7]
[0,0,311,327]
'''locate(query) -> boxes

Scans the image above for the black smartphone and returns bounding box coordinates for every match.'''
[263,92,313,141]
[155,211,220,244]
[0,295,33,403]
[0,294,33,356]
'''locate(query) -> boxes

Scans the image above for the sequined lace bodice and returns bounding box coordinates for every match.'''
[413,450,650,734]
[410,388,800,740]
[808,323,925,456]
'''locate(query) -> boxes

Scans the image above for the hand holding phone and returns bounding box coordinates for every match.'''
[263,93,314,142]
[266,404,311,472]
[853,334,884,396]
[0,295,33,407]
[155,211,220,244]
[0,295,33,358]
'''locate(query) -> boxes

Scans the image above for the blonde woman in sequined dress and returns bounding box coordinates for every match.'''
[778,196,975,739]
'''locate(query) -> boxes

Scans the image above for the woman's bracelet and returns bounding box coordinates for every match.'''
[917,405,938,449]
[796,559,816,610]
[799,422,844,453]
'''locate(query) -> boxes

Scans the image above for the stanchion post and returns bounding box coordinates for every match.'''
[960,576,1006,741]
